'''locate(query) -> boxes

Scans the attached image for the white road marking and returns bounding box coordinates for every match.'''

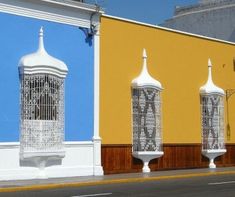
[71,192,112,197]
[208,181,235,185]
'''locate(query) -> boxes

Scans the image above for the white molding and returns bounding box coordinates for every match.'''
[0,141,99,180]
[102,14,235,46]
[0,141,94,148]
[0,0,103,28]
[0,142,19,149]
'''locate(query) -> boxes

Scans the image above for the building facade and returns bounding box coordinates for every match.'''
[161,0,235,42]
[0,0,235,180]
[0,0,103,180]
[100,15,235,174]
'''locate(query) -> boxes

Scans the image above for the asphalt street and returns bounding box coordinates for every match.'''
[1,173,235,197]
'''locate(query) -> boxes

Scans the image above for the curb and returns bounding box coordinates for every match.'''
[1,170,235,193]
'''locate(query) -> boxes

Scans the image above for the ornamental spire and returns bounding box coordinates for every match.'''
[131,48,162,89]
[207,58,213,84]
[199,58,224,95]
[141,48,148,75]
[18,27,68,78]
[38,26,46,53]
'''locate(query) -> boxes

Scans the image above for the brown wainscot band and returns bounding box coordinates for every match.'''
[101,144,235,174]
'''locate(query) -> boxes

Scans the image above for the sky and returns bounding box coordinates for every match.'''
[93,0,199,25]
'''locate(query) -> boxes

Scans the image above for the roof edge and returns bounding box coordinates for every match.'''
[40,0,104,14]
[102,14,235,46]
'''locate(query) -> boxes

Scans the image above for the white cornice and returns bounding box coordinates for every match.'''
[103,14,235,46]
[0,0,103,28]
[40,0,104,13]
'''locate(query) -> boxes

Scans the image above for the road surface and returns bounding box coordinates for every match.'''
[1,173,235,197]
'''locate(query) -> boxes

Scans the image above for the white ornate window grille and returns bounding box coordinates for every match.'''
[18,27,68,159]
[20,74,65,154]
[201,94,225,150]
[132,87,162,152]
[131,49,163,173]
[199,59,226,169]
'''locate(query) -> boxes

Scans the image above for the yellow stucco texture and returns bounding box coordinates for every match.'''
[100,16,235,145]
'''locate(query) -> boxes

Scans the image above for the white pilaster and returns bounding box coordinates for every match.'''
[93,27,104,175]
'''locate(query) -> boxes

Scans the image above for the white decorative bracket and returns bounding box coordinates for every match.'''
[133,151,163,173]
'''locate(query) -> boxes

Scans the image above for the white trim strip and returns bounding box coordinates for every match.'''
[0,141,94,149]
[72,193,112,197]
[102,14,235,46]
[208,181,235,185]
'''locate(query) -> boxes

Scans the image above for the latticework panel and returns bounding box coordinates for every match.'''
[20,74,65,154]
[132,87,162,152]
[201,95,225,150]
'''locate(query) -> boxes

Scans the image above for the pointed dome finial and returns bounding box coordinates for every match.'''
[142,48,148,74]
[208,58,212,68]
[39,26,43,37]
[207,58,212,82]
[143,48,147,59]
[18,26,68,78]
[38,26,46,53]
[131,48,162,90]
[199,58,224,95]
[132,48,162,91]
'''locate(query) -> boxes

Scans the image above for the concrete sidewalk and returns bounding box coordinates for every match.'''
[1,167,235,192]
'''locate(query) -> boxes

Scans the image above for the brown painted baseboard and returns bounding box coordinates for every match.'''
[101,144,235,174]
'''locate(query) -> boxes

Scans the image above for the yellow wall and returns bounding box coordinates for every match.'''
[100,16,235,145]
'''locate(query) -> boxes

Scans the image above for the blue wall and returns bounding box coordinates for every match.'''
[0,12,94,141]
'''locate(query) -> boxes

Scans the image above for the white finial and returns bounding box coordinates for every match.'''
[208,58,212,67]
[142,48,148,74]
[207,58,213,83]
[199,58,224,95]
[38,26,46,53]
[39,26,43,37]
[143,48,147,59]
[18,26,68,78]
[131,48,162,90]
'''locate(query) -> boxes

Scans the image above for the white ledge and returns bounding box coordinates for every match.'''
[0,0,102,28]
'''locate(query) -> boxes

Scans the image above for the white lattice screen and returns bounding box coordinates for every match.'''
[132,87,162,152]
[201,94,225,150]
[20,74,65,156]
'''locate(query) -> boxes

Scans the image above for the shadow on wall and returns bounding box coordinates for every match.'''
[19,156,63,178]
[20,156,62,168]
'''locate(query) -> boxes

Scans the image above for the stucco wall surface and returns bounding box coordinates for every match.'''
[100,16,235,145]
